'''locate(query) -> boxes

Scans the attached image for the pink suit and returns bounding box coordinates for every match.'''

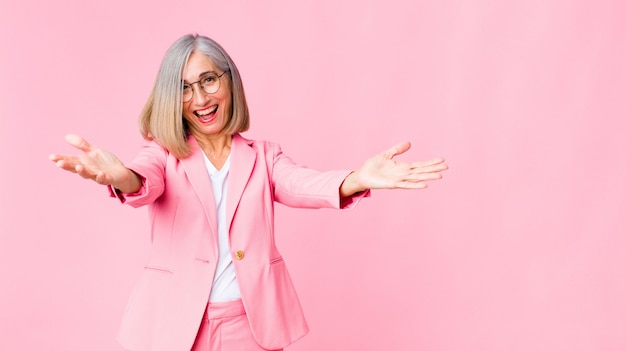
[109,134,369,351]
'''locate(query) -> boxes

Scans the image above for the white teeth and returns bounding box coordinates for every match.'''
[197,106,217,116]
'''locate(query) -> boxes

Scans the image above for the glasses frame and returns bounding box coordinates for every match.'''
[182,70,229,103]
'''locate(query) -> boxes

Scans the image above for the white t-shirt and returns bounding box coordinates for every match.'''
[202,153,242,302]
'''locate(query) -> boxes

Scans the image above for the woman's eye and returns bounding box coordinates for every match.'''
[182,85,191,91]
[203,76,216,83]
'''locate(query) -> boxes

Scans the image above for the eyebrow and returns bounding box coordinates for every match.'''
[183,71,218,83]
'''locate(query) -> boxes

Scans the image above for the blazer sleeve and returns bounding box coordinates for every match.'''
[108,140,167,208]
[269,142,370,209]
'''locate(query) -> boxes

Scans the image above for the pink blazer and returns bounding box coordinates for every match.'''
[109,134,369,351]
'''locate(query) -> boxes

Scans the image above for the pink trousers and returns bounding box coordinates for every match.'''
[191,299,282,351]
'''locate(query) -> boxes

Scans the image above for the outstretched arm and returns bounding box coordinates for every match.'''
[49,134,142,194]
[340,141,448,197]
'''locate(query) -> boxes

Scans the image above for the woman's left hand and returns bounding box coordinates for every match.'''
[340,141,448,197]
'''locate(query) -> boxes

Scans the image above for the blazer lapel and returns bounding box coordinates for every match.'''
[180,136,218,245]
[226,134,257,231]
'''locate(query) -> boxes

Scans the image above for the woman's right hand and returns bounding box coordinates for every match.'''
[49,134,141,193]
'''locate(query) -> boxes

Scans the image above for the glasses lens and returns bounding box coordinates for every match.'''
[181,73,223,102]
[201,75,220,95]
[182,86,193,102]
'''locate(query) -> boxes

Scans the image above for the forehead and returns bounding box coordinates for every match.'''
[182,52,217,81]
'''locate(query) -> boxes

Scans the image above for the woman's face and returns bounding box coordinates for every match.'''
[181,51,232,139]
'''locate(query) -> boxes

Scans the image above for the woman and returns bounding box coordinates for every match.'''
[49,34,447,351]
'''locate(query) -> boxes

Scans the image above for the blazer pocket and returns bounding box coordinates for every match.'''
[144,265,174,274]
[269,256,284,265]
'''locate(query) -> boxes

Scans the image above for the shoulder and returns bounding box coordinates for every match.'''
[233,133,282,155]
[128,139,177,171]
[136,139,171,158]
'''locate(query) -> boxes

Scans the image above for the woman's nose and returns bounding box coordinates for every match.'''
[192,87,209,105]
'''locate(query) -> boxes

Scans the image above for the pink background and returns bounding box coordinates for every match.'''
[1,0,625,350]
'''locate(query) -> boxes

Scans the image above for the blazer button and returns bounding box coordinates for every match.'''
[235,250,245,260]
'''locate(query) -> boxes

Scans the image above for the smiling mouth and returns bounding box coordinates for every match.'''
[194,105,218,122]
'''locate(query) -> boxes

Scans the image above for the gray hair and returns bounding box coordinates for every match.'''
[139,34,250,159]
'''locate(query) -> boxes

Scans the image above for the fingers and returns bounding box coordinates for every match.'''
[48,153,63,163]
[383,141,411,159]
[404,171,443,182]
[65,134,93,153]
[410,158,446,168]
[50,153,97,179]
[383,143,447,174]
[396,181,429,190]
[410,161,448,175]
[94,170,111,185]
[75,163,93,179]
[49,154,80,173]
[399,158,448,187]
[51,135,114,184]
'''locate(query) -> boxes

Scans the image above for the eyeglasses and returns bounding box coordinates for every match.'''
[182,70,229,102]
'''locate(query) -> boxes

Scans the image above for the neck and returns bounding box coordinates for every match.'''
[194,133,232,170]
[196,133,231,153]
